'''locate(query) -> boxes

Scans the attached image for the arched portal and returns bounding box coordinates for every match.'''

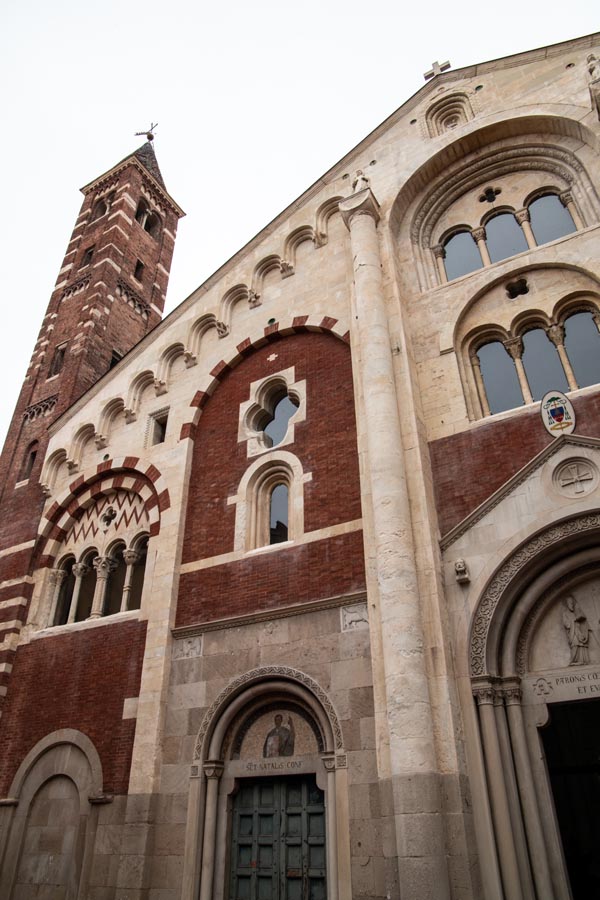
[181,666,350,900]
[0,729,104,900]
[468,512,600,900]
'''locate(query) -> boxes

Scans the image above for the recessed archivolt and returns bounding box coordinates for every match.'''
[156,342,185,384]
[125,370,156,421]
[67,424,96,472]
[283,226,315,266]
[454,264,600,350]
[40,448,68,496]
[97,398,125,445]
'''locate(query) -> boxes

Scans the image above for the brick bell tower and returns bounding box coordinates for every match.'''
[0,139,183,703]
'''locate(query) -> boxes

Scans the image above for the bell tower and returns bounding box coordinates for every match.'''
[0,141,184,658]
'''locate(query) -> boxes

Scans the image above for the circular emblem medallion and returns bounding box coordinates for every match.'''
[540,390,576,436]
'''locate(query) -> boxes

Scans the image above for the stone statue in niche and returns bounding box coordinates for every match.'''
[263,714,295,757]
[562,595,592,666]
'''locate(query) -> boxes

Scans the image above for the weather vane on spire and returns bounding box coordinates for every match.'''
[134,122,159,142]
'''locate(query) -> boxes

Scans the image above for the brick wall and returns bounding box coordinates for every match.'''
[0,620,146,795]
[430,389,600,536]
[179,332,364,624]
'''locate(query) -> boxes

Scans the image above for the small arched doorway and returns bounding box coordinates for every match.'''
[181,667,350,900]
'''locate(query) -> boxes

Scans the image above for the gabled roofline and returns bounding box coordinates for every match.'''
[80,155,186,218]
[441,434,600,550]
[48,32,600,433]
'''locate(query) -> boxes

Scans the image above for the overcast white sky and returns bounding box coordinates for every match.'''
[0,0,598,450]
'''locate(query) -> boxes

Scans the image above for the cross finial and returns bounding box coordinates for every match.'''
[424,60,451,81]
[134,122,159,142]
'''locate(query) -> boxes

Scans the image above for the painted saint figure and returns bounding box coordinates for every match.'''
[263,714,295,757]
[562,595,591,666]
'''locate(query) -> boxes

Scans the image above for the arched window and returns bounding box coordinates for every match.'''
[19,441,39,482]
[104,542,127,616]
[90,199,107,221]
[74,550,98,622]
[53,557,76,626]
[442,231,483,280]
[475,342,524,415]
[528,194,576,246]
[127,537,148,611]
[134,198,161,238]
[485,212,528,263]
[521,328,569,400]
[135,198,149,224]
[263,394,300,448]
[269,484,289,544]
[564,311,600,389]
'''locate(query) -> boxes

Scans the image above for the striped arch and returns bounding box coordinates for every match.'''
[179,314,350,439]
[37,457,170,565]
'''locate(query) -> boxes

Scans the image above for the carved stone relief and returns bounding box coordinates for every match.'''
[341,601,369,631]
[172,635,203,660]
[553,458,598,499]
[527,576,600,673]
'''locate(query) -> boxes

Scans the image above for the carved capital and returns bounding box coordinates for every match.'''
[280,260,294,278]
[431,243,445,259]
[154,378,168,396]
[546,323,565,348]
[471,226,486,243]
[559,190,573,208]
[93,556,118,580]
[94,433,108,450]
[48,567,68,587]
[216,320,229,338]
[472,677,497,706]
[73,562,90,579]
[500,678,522,706]
[122,549,142,566]
[503,336,524,361]
[203,760,224,780]
[248,289,261,309]
[124,408,137,424]
[339,188,380,230]
[514,208,530,225]
[183,350,198,368]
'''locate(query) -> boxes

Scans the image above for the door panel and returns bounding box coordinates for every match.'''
[230,775,326,900]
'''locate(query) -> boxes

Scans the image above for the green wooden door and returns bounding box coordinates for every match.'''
[229,775,326,900]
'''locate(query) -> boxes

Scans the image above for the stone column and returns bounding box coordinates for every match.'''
[46,567,67,627]
[559,190,584,230]
[546,323,578,391]
[514,209,536,249]
[199,761,223,900]
[503,337,533,405]
[503,680,555,899]
[89,556,116,619]
[120,549,141,612]
[471,226,491,265]
[471,354,491,417]
[322,754,338,900]
[340,187,449,897]
[67,562,89,623]
[431,243,447,283]
[473,681,524,900]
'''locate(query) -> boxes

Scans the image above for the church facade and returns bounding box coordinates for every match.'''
[1,32,600,900]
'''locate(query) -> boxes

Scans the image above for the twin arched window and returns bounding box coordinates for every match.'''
[438,192,578,282]
[135,198,161,239]
[472,310,600,416]
[50,537,148,627]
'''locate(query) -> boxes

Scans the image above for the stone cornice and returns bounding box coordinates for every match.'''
[441,434,600,550]
[171,590,367,638]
